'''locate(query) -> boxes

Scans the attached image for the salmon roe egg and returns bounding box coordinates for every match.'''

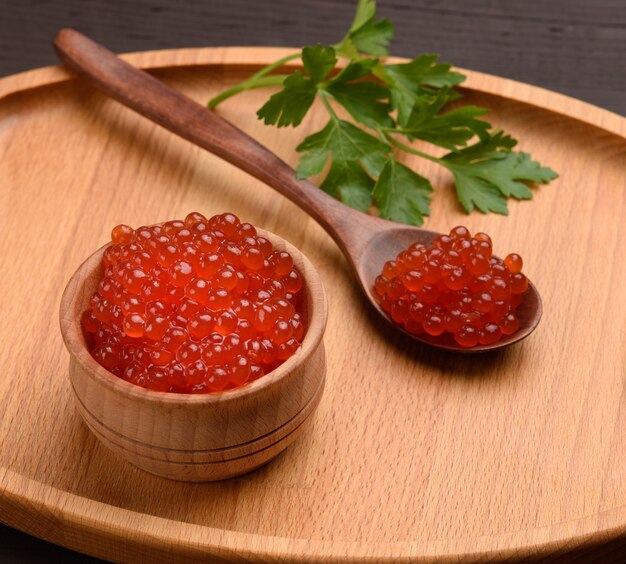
[82,213,307,393]
[372,226,529,348]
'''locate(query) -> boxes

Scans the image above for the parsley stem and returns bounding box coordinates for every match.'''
[248,52,301,81]
[209,52,303,108]
[208,52,301,108]
[385,135,442,164]
[385,128,416,135]
[208,73,290,109]
[319,91,340,121]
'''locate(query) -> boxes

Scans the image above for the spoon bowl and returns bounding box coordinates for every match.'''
[354,225,542,352]
[53,28,542,353]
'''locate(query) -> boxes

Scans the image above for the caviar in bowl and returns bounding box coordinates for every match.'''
[59,217,327,481]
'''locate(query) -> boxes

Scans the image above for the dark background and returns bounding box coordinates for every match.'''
[1,1,625,562]
[2,0,625,115]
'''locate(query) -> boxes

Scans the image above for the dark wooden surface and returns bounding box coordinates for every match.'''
[1,1,625,563]
[2,0,625,115]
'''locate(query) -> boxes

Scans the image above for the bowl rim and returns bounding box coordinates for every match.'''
[59,226,328,405]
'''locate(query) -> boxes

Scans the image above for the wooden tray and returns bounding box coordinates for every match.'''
[0,47,624,563]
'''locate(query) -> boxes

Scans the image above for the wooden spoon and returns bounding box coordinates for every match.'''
[53,28,542,353]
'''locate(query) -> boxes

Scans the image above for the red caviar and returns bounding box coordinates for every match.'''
[82,212,306,393]
[373,226,528,348]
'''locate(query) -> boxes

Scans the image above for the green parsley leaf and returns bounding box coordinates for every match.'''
[325,60,393,128]
[349,0,380,32]
[382,55,466,126]
[331,58,379,82]
[336,0,395,57]
[301,44,337,84]
[210,0,558,223]
[373,158,433,225]
[296,117,391,211]
[442,132,558,214]
[257,71,316,128]
[509,152,559,184]
[386,55,466,89]
[321,159,375,211]
[349,15,395,56]
[257,45,337,127]
[447,129,517,156]
[402,88,490,150]
[295,118,390,179]
[359,149,388,177]
[448,170,510,215]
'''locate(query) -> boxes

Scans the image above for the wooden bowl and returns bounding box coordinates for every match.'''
[59,229,327,482]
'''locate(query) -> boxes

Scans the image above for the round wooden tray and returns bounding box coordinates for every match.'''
[0,47,624,563]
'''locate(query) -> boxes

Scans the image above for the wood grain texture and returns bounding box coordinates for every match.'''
[59,231,327,481]
[0,47,624,563]
[0,0,625,116]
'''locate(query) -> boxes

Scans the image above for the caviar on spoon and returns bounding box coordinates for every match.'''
[54,29,542,353]
[374,226,530,349]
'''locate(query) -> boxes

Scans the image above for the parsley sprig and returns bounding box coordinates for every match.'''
[208,0,557,226]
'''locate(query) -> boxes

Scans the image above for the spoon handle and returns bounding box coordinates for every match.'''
[53,28,384,253]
